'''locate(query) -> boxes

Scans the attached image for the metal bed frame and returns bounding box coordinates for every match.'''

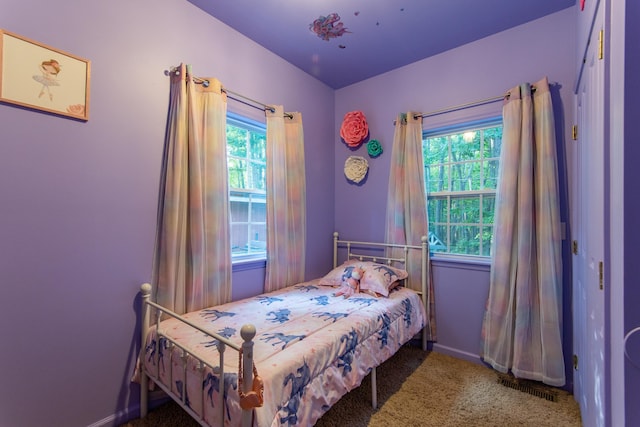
[138,231,429,425]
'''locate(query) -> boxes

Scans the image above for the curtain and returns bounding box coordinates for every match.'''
[481,77,565,386]
[385,112,436,341]
[151,64,232,315]
[264,106,306,292]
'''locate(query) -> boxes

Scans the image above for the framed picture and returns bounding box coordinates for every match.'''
[0,29,90,121]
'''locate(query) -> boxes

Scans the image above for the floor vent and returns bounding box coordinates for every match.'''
[496,374,559,402]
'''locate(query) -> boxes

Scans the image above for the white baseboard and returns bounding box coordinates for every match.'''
[86,390,169,427]
[432,343,485,366]
[86,408,133,427]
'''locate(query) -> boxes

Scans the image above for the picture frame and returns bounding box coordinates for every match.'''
[0,29,90,121]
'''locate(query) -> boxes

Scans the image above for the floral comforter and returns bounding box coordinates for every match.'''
[141,279,426,426]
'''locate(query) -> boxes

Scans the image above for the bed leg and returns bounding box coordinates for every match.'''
[140,372,148,418]
[371,367,377,409]
[140,283,152,418]
[240,324,257,427]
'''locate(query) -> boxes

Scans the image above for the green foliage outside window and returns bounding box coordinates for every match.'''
[423,123,502,257]
[226,116,267,259]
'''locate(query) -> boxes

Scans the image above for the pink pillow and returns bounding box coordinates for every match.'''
[358,262,408,297]
[318,260,408,297]
[318,260,358,287]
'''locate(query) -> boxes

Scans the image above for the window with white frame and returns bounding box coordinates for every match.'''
[226,113,267,261]
[423,119,503,257]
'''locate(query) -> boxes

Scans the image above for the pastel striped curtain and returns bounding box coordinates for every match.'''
[481,77,565,386]
[385,112,436,341]
[264,106,306,292]
[151,64,232,315]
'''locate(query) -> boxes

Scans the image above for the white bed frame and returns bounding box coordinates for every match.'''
[139,231,429,426]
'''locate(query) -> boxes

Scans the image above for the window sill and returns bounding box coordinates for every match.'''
[430,254,491,272]
[232,257,266,272]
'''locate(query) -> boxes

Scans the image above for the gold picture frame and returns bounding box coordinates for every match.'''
[0,29,90,121]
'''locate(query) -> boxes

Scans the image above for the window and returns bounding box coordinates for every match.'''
[226,113,267,261]
[423,120,503,257]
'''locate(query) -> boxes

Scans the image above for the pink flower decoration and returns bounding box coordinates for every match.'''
[66,104,85,116]
[340,111,369,147]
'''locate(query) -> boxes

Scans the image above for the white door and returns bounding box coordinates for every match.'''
[573,4,606,426]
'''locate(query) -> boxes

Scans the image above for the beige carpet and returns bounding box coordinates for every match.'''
[123,345,582,426]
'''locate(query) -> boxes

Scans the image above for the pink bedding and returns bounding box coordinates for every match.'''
[142,279,426,426]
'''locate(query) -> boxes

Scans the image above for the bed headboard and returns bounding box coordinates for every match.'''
[332,231,428,269]
[332,231,430,351]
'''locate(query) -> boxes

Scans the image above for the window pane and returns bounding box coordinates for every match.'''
[227,126,248,157]
[451,132,480,162]
[231,223,249,254]
[428,224,448,253]
[483,127,502,158]
[424,135,449,163]
[483,160,500,190]
[450,196,480,223]
[249,163,266,191]
[250,196,266,221]
[450,162,481,192]
[228,158,247,189]
[427,196,448,224]
[250,224,267,250]
[482,196,495,224]
[230,198,249,222]
[450,225,480,255]
[427,164,449,192]
[250,133,266,160]
[481,226,493,256]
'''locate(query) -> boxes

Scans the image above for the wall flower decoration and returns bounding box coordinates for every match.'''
[344,155,369,183]
[367,139,383,157]
[340,110,369,148]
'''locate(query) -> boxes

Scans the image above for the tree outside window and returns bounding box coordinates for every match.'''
[423,122,502,257]
[227,115,267,260]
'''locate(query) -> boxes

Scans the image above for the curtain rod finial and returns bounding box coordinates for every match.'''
[165,68,180,77]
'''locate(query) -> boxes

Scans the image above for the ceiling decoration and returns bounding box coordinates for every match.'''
[310,13,351,41]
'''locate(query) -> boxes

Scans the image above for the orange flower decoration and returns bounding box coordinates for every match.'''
[340,110,369,147]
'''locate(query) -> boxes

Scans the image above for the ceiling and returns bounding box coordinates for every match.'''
[188,0,576,89]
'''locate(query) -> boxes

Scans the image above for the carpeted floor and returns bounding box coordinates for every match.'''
[123,345,582,426]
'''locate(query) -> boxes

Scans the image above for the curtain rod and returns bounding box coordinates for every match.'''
[166,66,293,119]
[417,94,505,120]
[397,85,538,124]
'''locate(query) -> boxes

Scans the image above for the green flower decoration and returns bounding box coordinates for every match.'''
[367,139,383,158]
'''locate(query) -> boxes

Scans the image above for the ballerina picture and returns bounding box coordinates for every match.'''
[1,29,90,120]
[33,59,61,101]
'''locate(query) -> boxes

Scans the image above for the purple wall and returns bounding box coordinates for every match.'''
[334,8,576,382]
[0,0,334,426]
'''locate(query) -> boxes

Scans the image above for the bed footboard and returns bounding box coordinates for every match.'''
[139,283,256,427]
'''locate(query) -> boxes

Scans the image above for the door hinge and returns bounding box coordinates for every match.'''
[598,29,604,60]
[573,354,579,370]
[572,240,578,255]
[599,261,604,290]
[572,125,578,140]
